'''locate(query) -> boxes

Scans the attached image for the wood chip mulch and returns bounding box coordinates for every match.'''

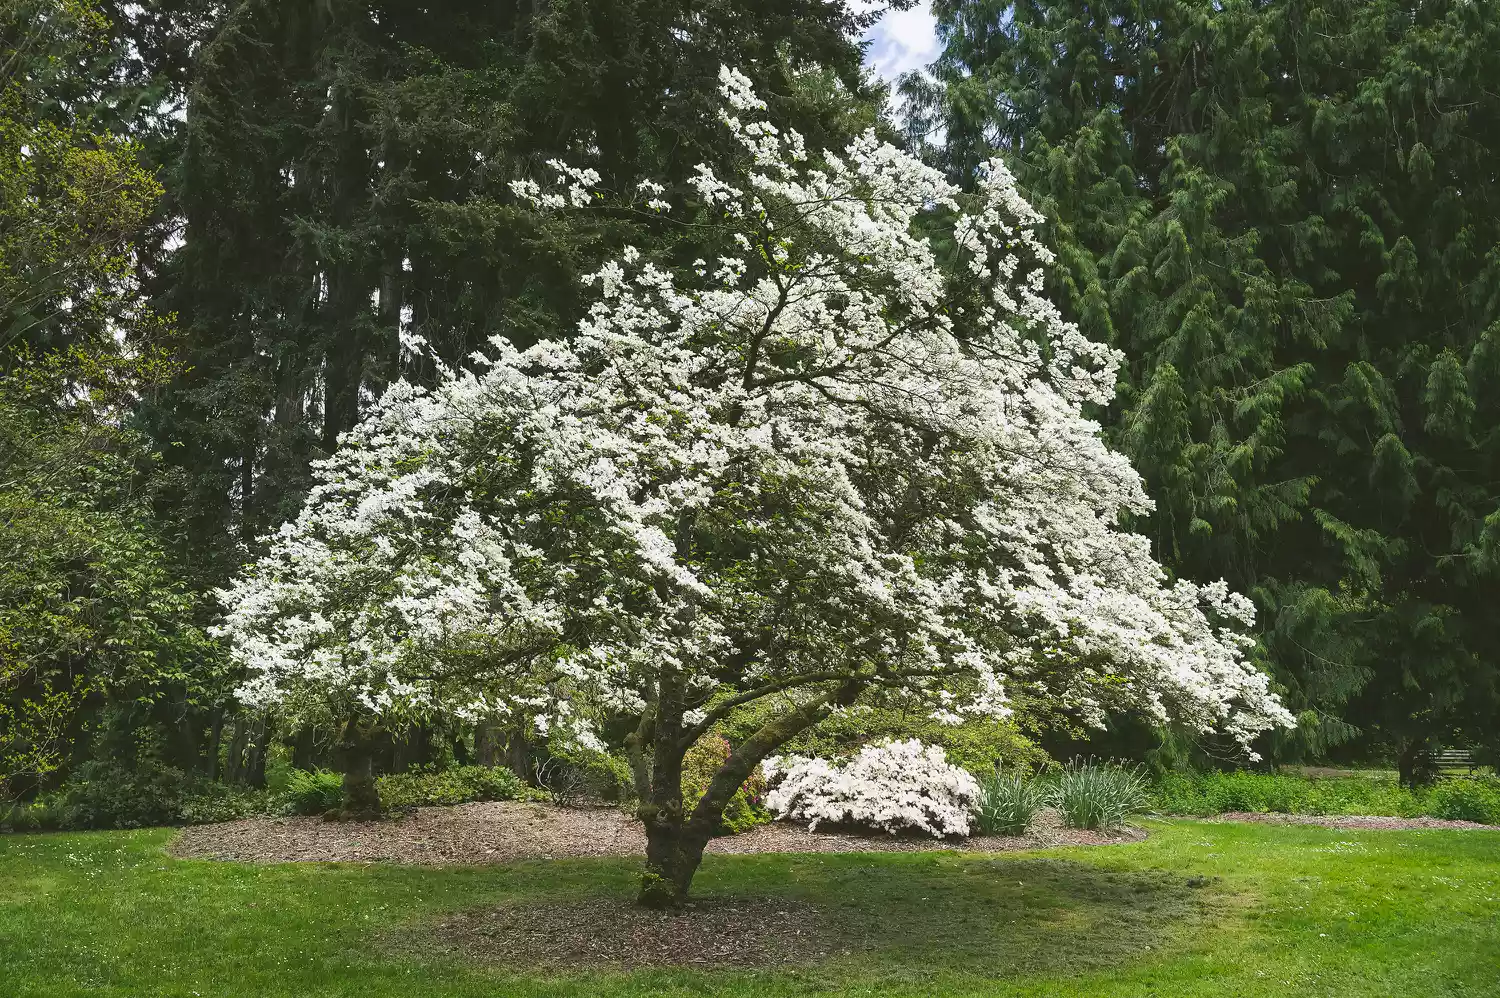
[422,895,837,969]
[169,801,1143,866]
[1208,811,1495,831]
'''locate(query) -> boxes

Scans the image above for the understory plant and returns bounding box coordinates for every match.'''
[683,735,770,834]
[377,764,541,811]
[975,766,1044,836]
[282,768,345,816]
[1049,759,1149,830]
[765,740,981,837]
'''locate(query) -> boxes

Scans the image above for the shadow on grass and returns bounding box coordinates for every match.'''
[414,853,1208,980]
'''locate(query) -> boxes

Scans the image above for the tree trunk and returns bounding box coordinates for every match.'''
[1398,738,1437,788]
[337,717,382,819]
[207,711,224,781]
[245,718,270,788]
[639,818,710,909]
[474,722,498,767]
[632,678,865,907]
[292,726,315,770]
[224,721,248,784]
[503,725,532,779]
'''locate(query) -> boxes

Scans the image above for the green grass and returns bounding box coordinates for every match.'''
[1,820,1498,996]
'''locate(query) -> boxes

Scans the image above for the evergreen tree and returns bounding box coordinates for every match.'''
[912,0,1500,773]
[149,0,881,578]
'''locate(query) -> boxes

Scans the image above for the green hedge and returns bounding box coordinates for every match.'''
[1,762,271,832]
[375,764,545,811]
[1150,771,1500,824]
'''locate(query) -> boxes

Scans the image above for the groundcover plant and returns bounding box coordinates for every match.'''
[217,67,1293,906]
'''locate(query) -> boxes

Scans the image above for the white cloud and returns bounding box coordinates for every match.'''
[862,1,939,84]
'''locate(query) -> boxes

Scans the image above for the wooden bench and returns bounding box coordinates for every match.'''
[1428,748,1479,774]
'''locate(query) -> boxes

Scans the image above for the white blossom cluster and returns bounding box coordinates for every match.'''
[763,740,981,837]
[215,66,1293,756]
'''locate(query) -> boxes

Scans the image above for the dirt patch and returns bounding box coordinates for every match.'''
[169,801,1142,866]
[1210,812,1493,831]
[421,895,835,969]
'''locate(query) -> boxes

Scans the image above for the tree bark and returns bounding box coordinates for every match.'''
[474,721,498,767]
[1398,737,1437,788]
[336,717,382,818]
[245,717,270,788]
[639,821,711,909]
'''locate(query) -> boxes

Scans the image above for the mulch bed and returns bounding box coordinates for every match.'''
[1209,811,1494,831]
[169,801,1143,866]
[423,896,837,969]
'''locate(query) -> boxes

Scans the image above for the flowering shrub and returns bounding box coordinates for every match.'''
[683,734,771,834]
[764,740,980,838]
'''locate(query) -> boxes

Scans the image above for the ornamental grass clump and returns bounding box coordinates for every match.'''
[975,767,1044,836]
[1050,759,1148,830]
[764,740,980,838]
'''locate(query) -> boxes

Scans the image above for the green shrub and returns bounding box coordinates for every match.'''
[375,764,540,811]
[11,761,273,830]
[51,761,191,829]
[1048,759,1148,830]
[682,734,771,835]
[282,768,344,815]
[534,747,635,805]
[1148,772,1427,818]
[1425,778,1500,824]
[0,800,60,832]
[975,767,1043,836]
[179,784,272,825]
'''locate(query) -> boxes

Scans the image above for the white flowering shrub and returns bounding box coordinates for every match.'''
[216,66,1292,903]
[764,740,982,838]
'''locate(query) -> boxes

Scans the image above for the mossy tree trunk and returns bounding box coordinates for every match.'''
[337,716,382,819]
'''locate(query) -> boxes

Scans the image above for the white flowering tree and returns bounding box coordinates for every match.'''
[217,68,1292,906]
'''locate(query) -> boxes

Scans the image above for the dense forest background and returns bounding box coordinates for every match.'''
[4,0,1497,817]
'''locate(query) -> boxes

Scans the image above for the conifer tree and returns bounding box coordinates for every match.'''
[150,1,881,579]
[913,0,1500,773]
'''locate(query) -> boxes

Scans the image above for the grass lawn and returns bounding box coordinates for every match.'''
[1,819,1497,997]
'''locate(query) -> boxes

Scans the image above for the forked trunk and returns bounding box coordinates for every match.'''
[631,678,865,907]
[638,817,710,909]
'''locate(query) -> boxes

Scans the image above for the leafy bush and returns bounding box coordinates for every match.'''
[1425,779,1500,824]
[0,799,60,832]
[1048,759,1148,830]
[50,761,192,829]
[682,734,770,834]
[975,767,1044,836]
[1149,772,1424,818]
[533,747,634,806]
[178,783,272,824]
[376,764,540,811]
[282,768,345,816]
[765,739,980,838]
[0,761,271,831]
